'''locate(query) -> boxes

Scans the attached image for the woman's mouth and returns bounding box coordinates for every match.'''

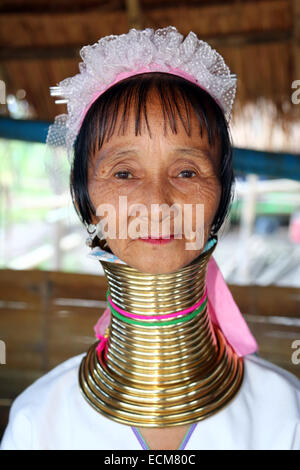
[139,234,175,244]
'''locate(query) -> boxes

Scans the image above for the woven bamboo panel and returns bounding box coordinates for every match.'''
[0,0,298,124]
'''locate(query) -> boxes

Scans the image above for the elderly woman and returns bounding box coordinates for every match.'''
[1,27,299,451]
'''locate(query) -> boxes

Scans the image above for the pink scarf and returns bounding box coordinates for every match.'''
[94,256,258,357]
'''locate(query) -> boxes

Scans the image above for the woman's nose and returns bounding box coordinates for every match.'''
[141,178,176,226]
[144,177,172,206]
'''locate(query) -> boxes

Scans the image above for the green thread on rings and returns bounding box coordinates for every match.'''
[106,290,208,327]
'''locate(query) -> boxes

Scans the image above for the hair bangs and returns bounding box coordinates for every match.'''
[84,73,219,157]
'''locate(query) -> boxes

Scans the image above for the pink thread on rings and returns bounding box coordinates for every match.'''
[107,287,208,321]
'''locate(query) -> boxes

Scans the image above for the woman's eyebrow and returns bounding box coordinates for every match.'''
[174,147,212,160]
[94,148,138,172]
[174,147,219,172]
[94,146,213,172]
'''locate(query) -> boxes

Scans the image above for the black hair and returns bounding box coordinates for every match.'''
[71,72,235,247]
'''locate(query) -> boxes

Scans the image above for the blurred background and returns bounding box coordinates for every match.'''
[0,0,300,439]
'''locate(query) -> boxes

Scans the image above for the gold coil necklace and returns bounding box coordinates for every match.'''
[78,235,244,427]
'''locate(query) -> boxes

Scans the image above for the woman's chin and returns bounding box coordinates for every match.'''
[126,260,185,274]
[118,243,201,274]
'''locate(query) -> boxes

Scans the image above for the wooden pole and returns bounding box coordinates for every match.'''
[293,0,300,80]
[125,0,143,30]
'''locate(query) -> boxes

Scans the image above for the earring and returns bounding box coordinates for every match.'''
[85,223,97,247]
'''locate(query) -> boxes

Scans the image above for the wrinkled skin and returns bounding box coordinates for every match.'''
[87,91,221,274]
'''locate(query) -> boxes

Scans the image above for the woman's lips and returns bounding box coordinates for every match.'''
[139,234,175,244]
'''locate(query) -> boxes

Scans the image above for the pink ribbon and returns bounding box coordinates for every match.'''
[95,306,111,360]
[94,256,258,358]
[95,334,108,361]
[205,257,258,357]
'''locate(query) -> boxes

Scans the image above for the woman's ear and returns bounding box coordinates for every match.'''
[70,170,111,250]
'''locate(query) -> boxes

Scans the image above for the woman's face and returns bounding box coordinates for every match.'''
[88,91,221,274]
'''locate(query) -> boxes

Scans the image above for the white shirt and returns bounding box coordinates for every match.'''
[1,352,300,450]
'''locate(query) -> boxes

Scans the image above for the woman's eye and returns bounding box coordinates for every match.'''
[178,170,197,178]
[114,171,133,179]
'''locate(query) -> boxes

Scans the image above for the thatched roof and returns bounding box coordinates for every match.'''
[0,0,299,133]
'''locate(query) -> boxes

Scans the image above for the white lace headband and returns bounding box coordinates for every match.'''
[46,26,237,163]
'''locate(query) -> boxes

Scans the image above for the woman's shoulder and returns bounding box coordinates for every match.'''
[0,353,86,450]
[13,352,85,405]
[241,352,300,414]
[244,352,300,388]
